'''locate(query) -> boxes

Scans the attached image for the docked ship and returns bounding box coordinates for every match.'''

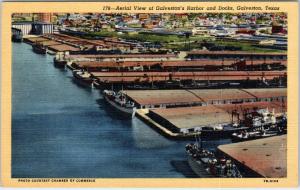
[53,52,71,68]
[185,142,243,178]
[103,90,136,117]
[231,109,286,142]
[199,124,249,138]
[32,43,47,54]
[72,70,94,86]
[54,57,67,68]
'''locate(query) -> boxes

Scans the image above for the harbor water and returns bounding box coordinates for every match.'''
[12,42,231,178]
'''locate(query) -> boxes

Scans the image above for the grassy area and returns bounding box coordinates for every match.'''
[215,40,286,53]
[87,30,212,43]
[85,30,286,53]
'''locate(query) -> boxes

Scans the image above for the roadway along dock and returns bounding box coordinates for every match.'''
[135,101,286,139]
[217,135,287,177]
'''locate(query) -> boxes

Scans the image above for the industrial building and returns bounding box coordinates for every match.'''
[124,88,286,109]
[12,22,54,36]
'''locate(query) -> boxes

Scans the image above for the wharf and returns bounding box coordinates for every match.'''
[70,53,177,59]
[92,71,286,84]
[135,109,197,140]
[124,88,286,108]
[73,60,286,70]
[23,36,49,44]
[147,101,286,134]
[217,135,287,177]
[48,44,81,52]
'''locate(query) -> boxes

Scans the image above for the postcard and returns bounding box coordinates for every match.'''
[0,0,298,188]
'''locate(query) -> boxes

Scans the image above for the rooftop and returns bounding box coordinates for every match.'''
[70,53,177,59]
[48,44,81,52]
[124,88,286,106]
[74,59,286,68]
[149,101,286,129]
[218,135,287,177]
[92,71,286,82]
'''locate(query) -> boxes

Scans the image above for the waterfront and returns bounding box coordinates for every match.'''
[12,42,231,178]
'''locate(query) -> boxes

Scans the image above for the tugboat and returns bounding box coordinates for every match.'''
[185,139,242,178]
[103,90,136,117]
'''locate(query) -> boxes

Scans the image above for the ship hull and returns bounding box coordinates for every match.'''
[53,58,67,68]
[32,46,47,54]
[72,71,93,87]
[187,154,213,177]
[231,132,279,142]
[200,126,249,139]
[104,95,134,116]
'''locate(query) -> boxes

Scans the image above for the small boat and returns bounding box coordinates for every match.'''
[186,142,243,178]
[103,90,136,117]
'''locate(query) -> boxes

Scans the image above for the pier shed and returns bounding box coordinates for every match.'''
[217,135,287,177]
[124,88,286,109]
[147,101,286,134]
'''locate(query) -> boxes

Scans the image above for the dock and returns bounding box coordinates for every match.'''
[147,101,286,134]
[135,109,195,140]
[124,88,286,109]
[72,60,286,71]
[91,71,286,86]
[217,135,287,177]
[23,33,145,54]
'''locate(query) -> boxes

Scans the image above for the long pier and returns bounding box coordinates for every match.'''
[124,88,286,109]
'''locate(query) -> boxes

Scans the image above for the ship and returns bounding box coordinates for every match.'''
[103,90,136,117]
[199,123,249,138]
[72,70,93,86]
[231,109,286,142]
[53,57,67,68]
[185,142,242,178]
[231,130,280,142]
[53,52,69,68]
[32,43,47,54]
